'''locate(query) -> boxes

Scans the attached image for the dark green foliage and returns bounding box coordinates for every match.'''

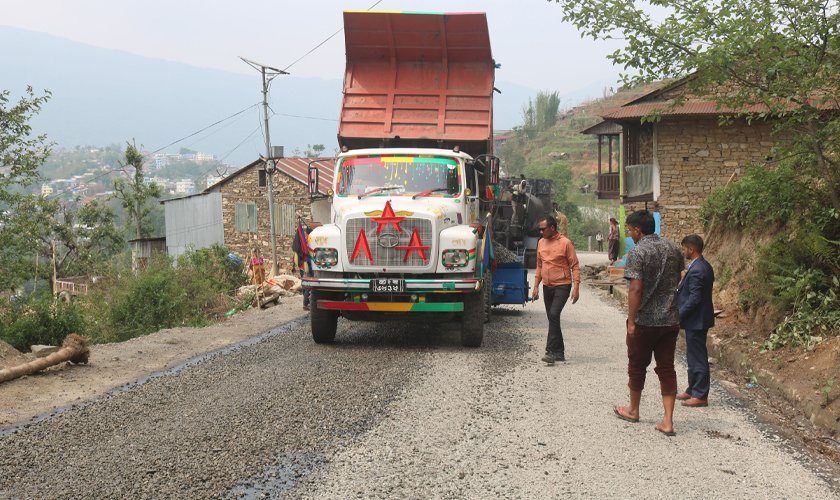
[705,162,840,349]
[0,292,86,352]
[0,87,53,292]
[522,91,562,138]
[175,244,246,294]
[699,162,811,230]
[111,141,163,240]
[83,245,247,344]
[762,270,840,351]
[699,152,840,350]
[101,256,189,342]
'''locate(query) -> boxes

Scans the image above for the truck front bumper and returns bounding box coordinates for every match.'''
[302,277,480,292]
[303,277,480,313]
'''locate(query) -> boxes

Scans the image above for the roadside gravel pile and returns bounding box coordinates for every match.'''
[493,245,519,264]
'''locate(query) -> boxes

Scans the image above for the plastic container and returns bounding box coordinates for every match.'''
[491,263,529,306]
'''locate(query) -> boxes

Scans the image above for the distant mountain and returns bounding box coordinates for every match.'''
[0,26,552,166]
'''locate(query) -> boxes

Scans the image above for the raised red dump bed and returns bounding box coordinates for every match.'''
[339,11,495,157]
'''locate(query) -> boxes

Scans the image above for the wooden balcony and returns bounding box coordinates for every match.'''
[597,172,620,200]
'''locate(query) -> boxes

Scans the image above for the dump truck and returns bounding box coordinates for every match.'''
[303,11,502,347]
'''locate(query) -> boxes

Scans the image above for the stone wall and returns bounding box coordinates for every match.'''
[639,117,779,242]
[217,165,313,274]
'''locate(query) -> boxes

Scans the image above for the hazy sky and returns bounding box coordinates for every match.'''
[3,0,626,93]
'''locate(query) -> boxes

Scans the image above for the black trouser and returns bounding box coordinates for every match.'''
[684,328,710,399]
[543,284,571,356]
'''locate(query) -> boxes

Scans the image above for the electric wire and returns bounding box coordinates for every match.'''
[45,104,261,200]
[281,0,384,73]
[45,0,386,202]
[147,103,260,156]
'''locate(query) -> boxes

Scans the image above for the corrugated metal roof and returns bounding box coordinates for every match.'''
[580,121,623,135]
[602,101,770,119]
[203,157,336,195]
[274,157,335,195]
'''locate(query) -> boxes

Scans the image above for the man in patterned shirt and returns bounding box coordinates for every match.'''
[613,210,684,436]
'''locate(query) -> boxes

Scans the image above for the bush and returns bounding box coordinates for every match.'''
[699,162,811,230]
[175,244,246,293]
[0,292,86,352]
[763,273,840,351]
[82,245,248,344]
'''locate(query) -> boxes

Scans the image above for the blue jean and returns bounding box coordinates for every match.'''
[685,328,710,399]
[543,284,571,356]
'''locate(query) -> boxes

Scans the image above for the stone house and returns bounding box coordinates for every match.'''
[162,158,334,272]
[584,77,785,243]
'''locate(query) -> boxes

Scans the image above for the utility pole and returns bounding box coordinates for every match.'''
[240,56,289,276]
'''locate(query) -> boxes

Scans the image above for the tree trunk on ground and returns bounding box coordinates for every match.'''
[0,334,90,384]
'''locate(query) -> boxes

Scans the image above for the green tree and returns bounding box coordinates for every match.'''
[521,91,562,139]
[0,87,52,292]
[111,142,162,239]
[550,0,840,211]
[53,200,125,277]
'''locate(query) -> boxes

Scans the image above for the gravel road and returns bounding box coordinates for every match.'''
[1,252,837,498]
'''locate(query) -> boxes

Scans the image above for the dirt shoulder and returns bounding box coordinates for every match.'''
[0,295,308,428]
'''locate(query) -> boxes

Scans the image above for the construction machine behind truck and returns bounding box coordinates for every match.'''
[492,176,554,269]
[303,11,502,347]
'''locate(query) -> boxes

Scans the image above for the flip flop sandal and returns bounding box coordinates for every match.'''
[613,405,639,423]
[655,425,676,437]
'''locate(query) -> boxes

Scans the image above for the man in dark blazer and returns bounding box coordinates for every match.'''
[677,234,715,407]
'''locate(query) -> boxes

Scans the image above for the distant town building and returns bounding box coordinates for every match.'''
[205,175,224,188]
[175,179,195,194]
[153,153,168,169]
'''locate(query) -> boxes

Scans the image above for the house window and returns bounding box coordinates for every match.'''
[258,169,267,187]
[235,202,257,233]
[274,203,297,236]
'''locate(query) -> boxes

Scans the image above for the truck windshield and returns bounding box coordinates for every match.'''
[336,156,461,197]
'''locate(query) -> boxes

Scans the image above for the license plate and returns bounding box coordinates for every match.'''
[371,279,404,293]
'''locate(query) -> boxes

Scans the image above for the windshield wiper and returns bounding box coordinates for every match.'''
[358,186,402,199]
[412,188,454,200]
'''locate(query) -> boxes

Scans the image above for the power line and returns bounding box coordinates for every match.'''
[147,103,260,156]
[281,0,384,72]
[219,124,263,163]
[47,104,259,197]
[274,112,339,122]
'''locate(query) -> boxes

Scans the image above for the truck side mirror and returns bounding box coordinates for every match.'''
[489,157,500,185]
[308,165,319,196]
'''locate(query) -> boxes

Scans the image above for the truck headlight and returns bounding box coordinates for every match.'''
[313,248,338,267]
[442,249,469,268]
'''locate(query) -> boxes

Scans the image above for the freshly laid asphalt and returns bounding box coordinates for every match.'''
[0,252,837,498]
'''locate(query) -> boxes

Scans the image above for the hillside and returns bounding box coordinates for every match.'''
[497,83,663,245]
[0,25,543,167]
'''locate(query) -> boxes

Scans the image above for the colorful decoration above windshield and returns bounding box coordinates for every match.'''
[336,156,461,197]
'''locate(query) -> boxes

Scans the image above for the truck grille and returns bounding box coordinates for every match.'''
[345,217,434,268]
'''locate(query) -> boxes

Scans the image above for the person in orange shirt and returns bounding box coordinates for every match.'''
[532,215,581,365]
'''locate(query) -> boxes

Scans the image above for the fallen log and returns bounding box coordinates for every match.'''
[0,334,90,384]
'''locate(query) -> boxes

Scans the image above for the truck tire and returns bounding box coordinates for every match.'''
[483,272,492,323]
[461,291,484,347]
[310,290,338,344]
